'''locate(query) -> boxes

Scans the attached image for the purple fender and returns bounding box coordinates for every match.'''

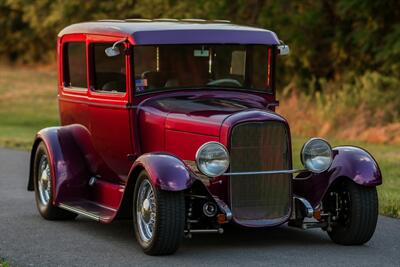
[293,146,382,207]
[28,125,92,204]
[128,153,196,191]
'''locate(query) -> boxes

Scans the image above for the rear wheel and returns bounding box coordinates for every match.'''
[133,170,185,255]
[324,180,378,245]
[33,142,77,220]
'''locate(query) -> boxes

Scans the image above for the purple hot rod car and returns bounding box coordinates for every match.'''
[28,18,382,255]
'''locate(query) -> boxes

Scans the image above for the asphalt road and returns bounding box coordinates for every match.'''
[0,148,399,267]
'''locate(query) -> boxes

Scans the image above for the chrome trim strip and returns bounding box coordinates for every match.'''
[184,229,224,234]
[58,96,130,109]
[58,203,100,221]
[223,169,305,176]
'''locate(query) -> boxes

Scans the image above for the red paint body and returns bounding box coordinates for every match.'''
[28,21,382,226]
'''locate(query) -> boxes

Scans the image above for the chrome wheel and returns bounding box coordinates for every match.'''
[38,155,51,206]
[133,170,185,255]
[33,143,77,220]
[136,179,156,243]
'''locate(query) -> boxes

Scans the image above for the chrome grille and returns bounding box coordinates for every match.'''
[230,121,291,224]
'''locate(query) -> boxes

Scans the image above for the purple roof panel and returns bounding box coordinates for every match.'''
[133,29,279,45]
[58,21,280,45]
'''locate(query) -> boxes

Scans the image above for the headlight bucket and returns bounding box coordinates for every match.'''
[195,142,230,177]
[301,138,333,173]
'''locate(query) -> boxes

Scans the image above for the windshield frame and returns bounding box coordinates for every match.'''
[132,44,276,96]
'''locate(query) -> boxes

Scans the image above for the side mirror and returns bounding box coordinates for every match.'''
[105,38,126,57]
[105,47,120,57]
[278,44,290,56]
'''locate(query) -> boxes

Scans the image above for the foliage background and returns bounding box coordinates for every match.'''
[2,0,400,79]
[1,0,400,143]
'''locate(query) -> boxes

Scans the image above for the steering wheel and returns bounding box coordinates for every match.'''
[141,71,152,79]
[207,78,242,87]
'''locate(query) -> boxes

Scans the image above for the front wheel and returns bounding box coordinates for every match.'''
[133,170,185,255]
[324,180,378,245]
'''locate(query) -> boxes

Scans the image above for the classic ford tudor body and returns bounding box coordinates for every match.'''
[28,19,382,255]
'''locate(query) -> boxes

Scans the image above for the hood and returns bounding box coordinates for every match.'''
[138,91,270,136]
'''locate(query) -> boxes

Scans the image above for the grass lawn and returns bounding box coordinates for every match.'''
[0,65,59,150]
[0,258,10,267]
[0,65,399,218]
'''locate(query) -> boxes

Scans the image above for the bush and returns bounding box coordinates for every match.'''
[278,72,400,144]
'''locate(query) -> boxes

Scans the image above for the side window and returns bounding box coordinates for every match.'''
[63,42,87,89]
[92,43,126,93]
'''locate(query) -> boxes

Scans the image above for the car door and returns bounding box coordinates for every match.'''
[87,35,134,183]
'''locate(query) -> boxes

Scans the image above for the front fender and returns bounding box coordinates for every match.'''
[293,146,382,207]
[128,153,196,191]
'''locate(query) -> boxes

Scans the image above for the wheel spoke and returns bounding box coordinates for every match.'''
[37,155,51,206]
[136,179,157,243]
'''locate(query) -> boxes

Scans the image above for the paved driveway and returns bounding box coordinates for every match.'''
[0,148,399,266]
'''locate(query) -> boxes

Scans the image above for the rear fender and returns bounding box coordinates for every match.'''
[293,146,382,207]
[28,125,91,204]
[127,153,196,191]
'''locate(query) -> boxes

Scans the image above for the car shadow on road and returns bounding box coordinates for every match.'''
[64,216,332,253]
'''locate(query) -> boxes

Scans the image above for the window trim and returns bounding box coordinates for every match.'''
[132,44,275,97]
[88,41,128,97]
[62,41,88,91]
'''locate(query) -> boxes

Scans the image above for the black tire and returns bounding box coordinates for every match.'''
[33,142,77,220]
[133,170,185,255]
[325,180,378,245]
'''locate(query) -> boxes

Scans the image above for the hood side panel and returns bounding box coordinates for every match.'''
[137,91,276,159]
[165,130,219,160]
[166,113,223,136]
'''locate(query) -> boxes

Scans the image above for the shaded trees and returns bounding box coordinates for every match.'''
[0,0,399,90]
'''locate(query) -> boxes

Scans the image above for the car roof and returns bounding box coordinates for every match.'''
[58,19,280,45]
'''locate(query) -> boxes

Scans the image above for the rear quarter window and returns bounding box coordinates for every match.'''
[63,42,87,89]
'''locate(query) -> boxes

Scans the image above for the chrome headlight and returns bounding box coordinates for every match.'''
[301,138,333,173]
[195,142,229,177]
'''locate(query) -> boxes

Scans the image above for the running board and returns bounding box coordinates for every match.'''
[59,203,100,221]
[58,200,117,223]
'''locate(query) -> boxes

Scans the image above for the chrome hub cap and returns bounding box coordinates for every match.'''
[136,179,156,243]
[38,155,51,206]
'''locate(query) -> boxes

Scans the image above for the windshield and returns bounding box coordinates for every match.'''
[133,44,273,95]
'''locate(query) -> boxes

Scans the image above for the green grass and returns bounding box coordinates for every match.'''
[0,65,398,218]
[0,258,10,267]
[292,137,400,218]
[0,65,59,149]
